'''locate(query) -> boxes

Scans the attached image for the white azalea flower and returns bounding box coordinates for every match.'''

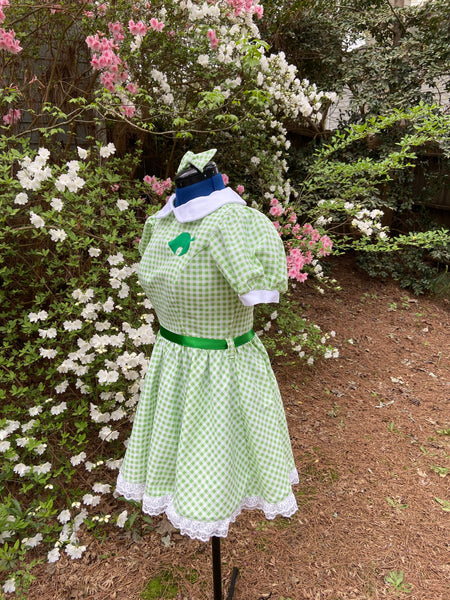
[3,579,16,593]
[99,143,116,158]
[88,247,101,257]
[50,402,67,415]
[65,543,86,559]
[34,462,51,474]
[77,146,88,159]
[14,192,28,205]
[116,199,129,211]
[49,228,67,242]
[50,197,64,211]
[57,509,71,524]
[22,533,43,548]
[82,493,101,507]
[55,380,69,393]
[72,288,95,303]
[34,443,47,455]
[102,297,115,312]
[38,327,57,339]
[99,426,119,441]
[13,463,31,476]
[116,510,128,528]
[63,319,83,331]
[93,483,111,494]
[70,452,87,466]
[47,547,60,563]
[30,211,45,228]
[107,252,124,266]
[28,310,48,322]
[39,348,58,359]
[197,54,209,66]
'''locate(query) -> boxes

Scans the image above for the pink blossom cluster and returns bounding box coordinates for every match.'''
[0,24,22,54]
[86,17,165,95]
[128,19,147,36]
[225,0,263,19]
[2,107,21,125]
[0,0,8,23]
[108,21,125,42]
[149,18,164,32]
[286,248,311,282]
[86,33,129,92]
[120,104,136,118]
[143,175,172,196]
[207,29,219,49]
[269,197,284,218]
[270,201,333,282]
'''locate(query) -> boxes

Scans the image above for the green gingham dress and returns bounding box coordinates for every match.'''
[116,188,298,541]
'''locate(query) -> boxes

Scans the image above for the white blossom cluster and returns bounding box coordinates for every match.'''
[351,208,387,238]
[259,53,338,122]
[17,148,52,191]
[292,326,339,362]
[150,68,174,106]
[182,0,221,21]
[55,160,85,193]
[6,141,153,573]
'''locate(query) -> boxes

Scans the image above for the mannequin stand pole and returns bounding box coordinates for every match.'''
[212,536,239,600]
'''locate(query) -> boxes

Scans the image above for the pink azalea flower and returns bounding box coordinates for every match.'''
[128,19,147,36]
[2,108,21,125]
[126,82,138,94]
[222,173,229,185]
[207,29,219,49]
[149,18,164,32]
[143,175,172,195]
[108,21,125,42]
[0,28,22,54]
[269,204,284,217]
[254,4,264,19]
[236,185,245,195]
[120,104,136,118]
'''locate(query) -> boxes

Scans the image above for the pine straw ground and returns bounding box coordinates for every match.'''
[25,255,449,600]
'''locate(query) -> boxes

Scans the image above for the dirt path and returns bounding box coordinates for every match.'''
[26,256,449,600]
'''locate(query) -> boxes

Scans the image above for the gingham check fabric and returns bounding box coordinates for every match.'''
[177,148,217,173]
[116,203,298,541]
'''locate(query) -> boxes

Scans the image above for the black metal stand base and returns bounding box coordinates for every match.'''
[212,536,239,600]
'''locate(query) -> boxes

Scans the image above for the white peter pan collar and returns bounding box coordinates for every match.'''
[155,187,246,223]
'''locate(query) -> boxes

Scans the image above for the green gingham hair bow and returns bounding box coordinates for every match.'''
[177,149,217,173]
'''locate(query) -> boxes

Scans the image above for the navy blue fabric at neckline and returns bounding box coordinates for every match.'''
[174,173,225,207]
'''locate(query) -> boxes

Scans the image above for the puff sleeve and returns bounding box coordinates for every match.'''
[210,204,288,306]
[138,216,156,257]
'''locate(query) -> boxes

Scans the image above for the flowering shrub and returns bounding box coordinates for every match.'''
[0,136,171,594]
[269,198,333,282]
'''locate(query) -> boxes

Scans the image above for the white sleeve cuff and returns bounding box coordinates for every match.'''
[239,290,280,306]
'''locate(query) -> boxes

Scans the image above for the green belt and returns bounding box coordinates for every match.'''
[159,325,255,350]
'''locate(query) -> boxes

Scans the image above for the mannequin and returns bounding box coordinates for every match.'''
[116,149,298,599]
[175,160,238,599]
[174,161,224,206]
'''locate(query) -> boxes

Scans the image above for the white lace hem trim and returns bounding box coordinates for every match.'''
[116,469,299,542]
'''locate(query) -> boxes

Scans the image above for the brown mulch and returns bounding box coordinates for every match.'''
[25,255,449,600]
